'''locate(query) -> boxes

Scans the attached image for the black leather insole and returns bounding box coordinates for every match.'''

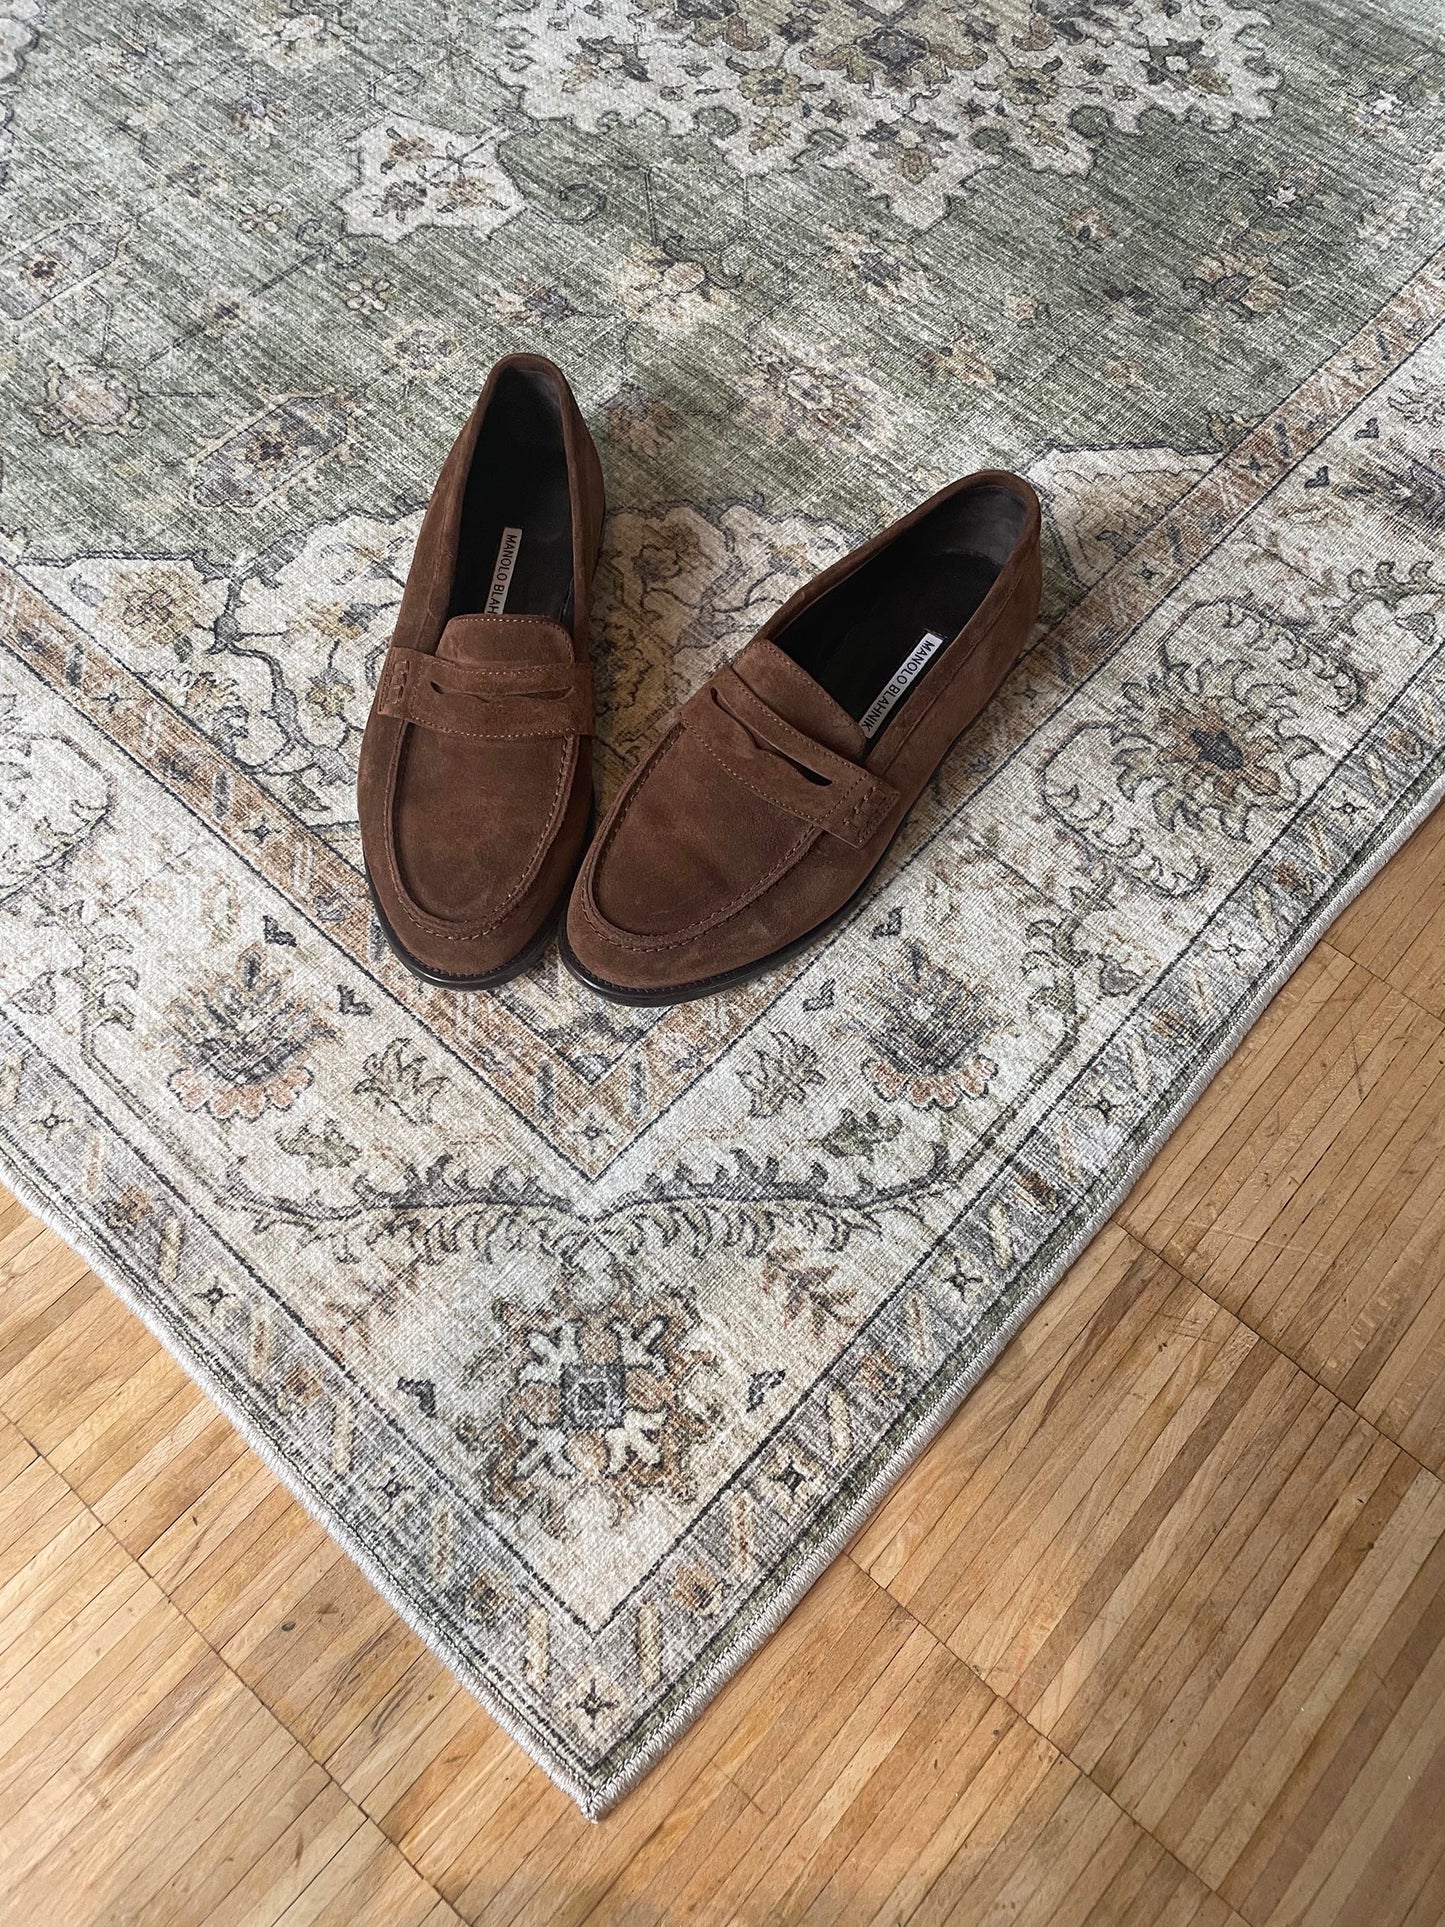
[775,485,1022,738]
[450,369,574,624]
[811,552,999,724]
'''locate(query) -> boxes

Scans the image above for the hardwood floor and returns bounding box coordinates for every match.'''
[2,816,1443,1924]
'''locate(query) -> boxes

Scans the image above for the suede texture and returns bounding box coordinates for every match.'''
[564,470,1042,1001]
[357,355,604,983]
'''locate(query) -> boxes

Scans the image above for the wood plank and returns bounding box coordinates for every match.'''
[0,1416,457,1927]
[1118,947,1445,1472]
[852,1226,1445,1923]
[153,1766,340,1926]
[550,1569,1225,1927]
[269,1816,463,1927]
[1329,807,1445,1019]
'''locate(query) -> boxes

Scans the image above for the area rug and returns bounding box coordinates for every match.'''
[2,1,1443,1816]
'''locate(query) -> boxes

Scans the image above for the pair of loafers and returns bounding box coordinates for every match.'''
[358,355,1042,1005]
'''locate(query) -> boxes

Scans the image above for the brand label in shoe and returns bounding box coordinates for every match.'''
[859,630,948,738]
[484,526,524,613]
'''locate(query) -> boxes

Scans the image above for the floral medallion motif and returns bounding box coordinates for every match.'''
[0,222,122,320]
[462,1281,720,1537]
[165,946,334,1122]
[1111,646,1323,840]
[34,363,136,441]
[509,0,1278,222]
[191,394,354,510]
[863,941,1009,1111]
[742,334,888,452]
[343,116,524,240]
[610,242,730,335]
[1040,600,1369,895]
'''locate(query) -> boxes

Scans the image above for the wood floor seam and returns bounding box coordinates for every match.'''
[1104,1215,1445,1486]
[840,1546,1244,1926]
[0,1404,464,1926]
[1318,936,1445,1031]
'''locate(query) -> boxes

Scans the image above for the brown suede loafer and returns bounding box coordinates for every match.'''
[562,470,1040,1004]
[358,354,603,987]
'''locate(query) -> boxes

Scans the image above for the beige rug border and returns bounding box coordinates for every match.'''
[5,743,1442,1818]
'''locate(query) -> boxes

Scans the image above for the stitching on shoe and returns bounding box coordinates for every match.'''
[380,728,575,944]
[689,724,841,835]
[702,680,885,839]
[398,722,587,741]
[697,716,882,844]
[835,779,892,842]
[381,647,589,739]
[757,639,862,738]
[576,731,814,954]
[712,670,860,786]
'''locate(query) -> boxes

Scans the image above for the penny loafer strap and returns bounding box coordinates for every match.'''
[376,646,593,739]
[680,665,897,848]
